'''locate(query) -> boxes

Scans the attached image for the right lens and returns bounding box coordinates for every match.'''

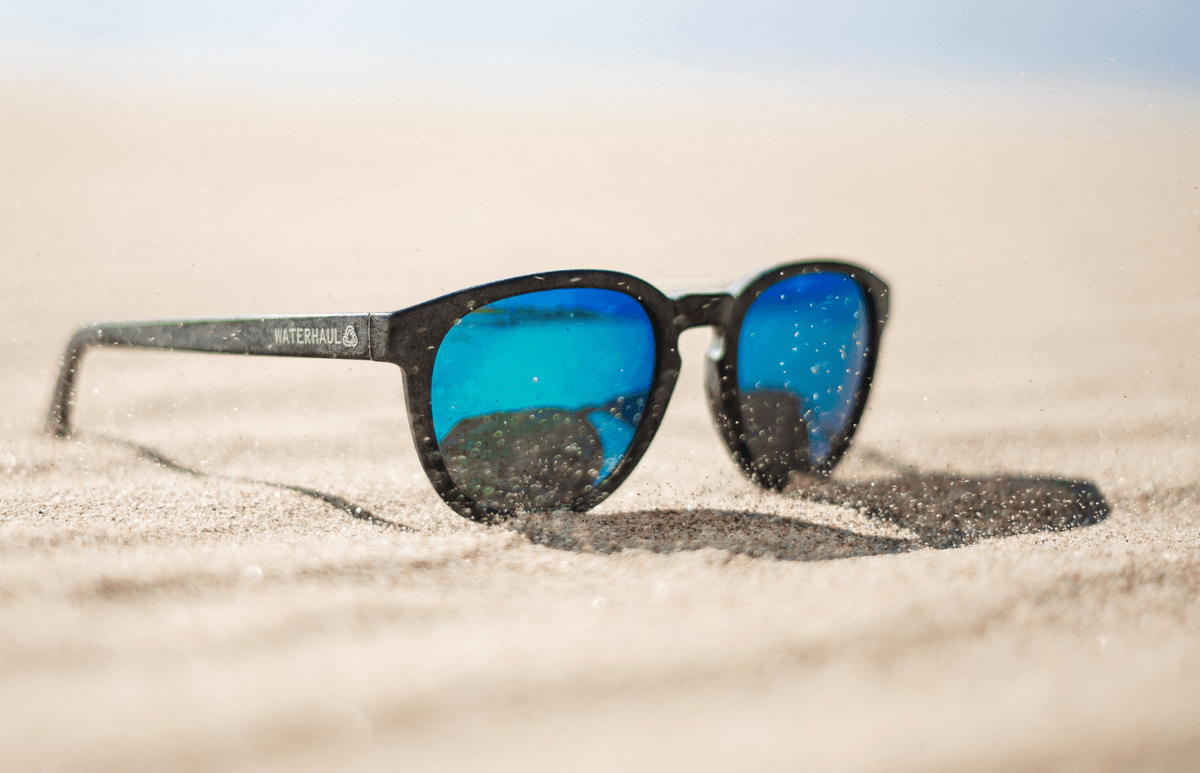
[736,272,870,475]
[430,288,656,512]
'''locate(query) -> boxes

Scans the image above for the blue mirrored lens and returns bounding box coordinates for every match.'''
[737,272,870,469]
[431,288,655,510]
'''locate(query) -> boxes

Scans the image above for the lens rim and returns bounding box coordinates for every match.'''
[382,270,683,523]
[707,261,889,489]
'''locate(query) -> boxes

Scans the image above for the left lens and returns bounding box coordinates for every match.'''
[431,288,656,511]
[736,271,870,475]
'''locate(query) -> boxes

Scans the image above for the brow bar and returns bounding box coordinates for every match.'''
[46,314,382,437]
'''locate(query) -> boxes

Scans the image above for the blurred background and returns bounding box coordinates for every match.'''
[4,1,1198,90]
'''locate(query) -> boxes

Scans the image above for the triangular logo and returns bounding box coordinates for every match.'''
[343,325,358,347]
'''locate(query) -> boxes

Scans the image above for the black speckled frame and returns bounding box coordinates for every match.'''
[47,260,889,523]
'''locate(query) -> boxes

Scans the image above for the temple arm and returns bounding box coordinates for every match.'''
[46,314,384,437]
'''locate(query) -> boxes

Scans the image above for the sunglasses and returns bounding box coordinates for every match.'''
[47,260,889,522]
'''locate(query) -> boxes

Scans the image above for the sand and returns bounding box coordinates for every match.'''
[1,78,1198,771]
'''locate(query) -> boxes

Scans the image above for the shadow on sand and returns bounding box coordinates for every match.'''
[784,466,1109,551]
[511,451,1109,561]
[96,433,1108,559]
[94,432,406,530]
[511,508,914,562]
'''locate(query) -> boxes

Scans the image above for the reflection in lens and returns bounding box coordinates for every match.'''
[431,288,655,511]
[737,272,869,469]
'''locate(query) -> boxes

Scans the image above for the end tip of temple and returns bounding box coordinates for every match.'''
[45,328,95,440]
[45,415,73,439]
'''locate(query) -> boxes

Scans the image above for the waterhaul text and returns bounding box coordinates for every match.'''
[272,325,359,347]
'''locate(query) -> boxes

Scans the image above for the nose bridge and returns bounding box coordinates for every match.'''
[671,293,731,331]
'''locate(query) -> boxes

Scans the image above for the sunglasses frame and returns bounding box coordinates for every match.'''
[46,260,889,523]
[387,260,889,521]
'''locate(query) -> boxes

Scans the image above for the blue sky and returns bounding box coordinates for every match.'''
[4,0,1197,78]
